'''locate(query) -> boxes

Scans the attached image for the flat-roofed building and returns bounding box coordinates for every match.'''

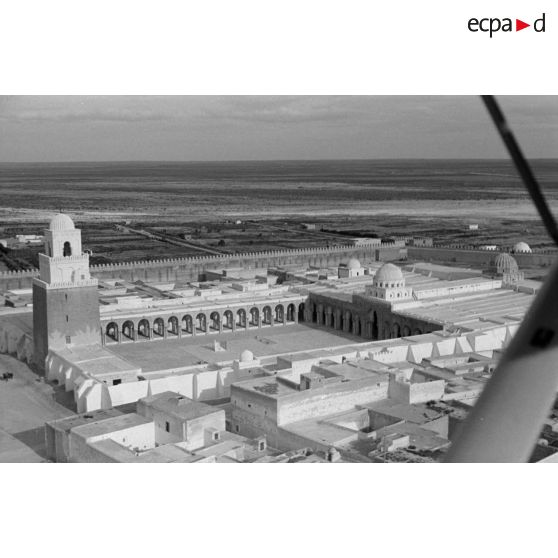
[137,391,226,450]
[231,369,390,449]
[46,391,270,463]
[45,408,123,462]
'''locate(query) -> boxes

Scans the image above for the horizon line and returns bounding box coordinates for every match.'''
[1,157,557,165]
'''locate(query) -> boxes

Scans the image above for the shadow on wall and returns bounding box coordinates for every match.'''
[12,426,48,460]
[298,320,365,342]
[53,387,78,412]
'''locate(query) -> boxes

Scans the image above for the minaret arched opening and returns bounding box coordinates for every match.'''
[63,241,72,257]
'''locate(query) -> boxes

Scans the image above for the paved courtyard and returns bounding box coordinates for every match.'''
[107,322,365,372]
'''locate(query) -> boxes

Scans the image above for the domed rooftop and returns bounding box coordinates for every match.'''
[494,252,519,273]
[513,241,531,253]
[240,349,254,363]
[347,258,361,270]
[49,213,75,231]
[374,263,403,284]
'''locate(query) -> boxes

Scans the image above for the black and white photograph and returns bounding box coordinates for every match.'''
[1,2,557,557]
[1,95,557,464]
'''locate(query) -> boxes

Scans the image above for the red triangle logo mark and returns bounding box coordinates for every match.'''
[516,19,530,31]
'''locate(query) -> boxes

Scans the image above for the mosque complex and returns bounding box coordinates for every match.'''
[0,214,552,462]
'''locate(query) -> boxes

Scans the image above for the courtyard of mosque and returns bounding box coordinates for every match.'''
[1,213,553,462]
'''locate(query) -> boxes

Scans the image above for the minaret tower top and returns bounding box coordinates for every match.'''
[37,214,94,286]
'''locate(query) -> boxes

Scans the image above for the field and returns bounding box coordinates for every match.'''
[1,159,558,264]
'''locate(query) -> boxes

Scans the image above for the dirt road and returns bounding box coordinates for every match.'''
[0,355,74,462]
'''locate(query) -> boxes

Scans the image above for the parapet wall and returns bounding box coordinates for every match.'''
[0,269,39,290]
[435,243,558,255]
[409,246,557,268]
[0,244,406,289]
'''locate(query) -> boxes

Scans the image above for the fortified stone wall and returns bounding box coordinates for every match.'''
[409,246,556,268]
[0,270,39,290]
[0,244,407,290]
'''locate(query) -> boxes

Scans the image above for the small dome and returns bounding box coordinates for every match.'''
[347,258,361,270]
[494,253,519,274]
[374,263,403,284]
[240,349,254,363]
[513,241,531,253]
[49,214,75,231]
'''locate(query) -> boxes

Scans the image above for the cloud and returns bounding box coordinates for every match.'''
[0,95,519,130]
[4,108,173,123]
[0,96,176,123]
[0,95,555,161]
[196,96,384,125]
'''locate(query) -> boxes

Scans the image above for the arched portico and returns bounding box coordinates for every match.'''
[223,310,234,331]
[99,297,305,345]
[249,307,259,328]
[237,308,247,329]
[106,322,119,343]
[182,315,194,335]
[287,303,296,322]
[262,306,272,326]
[372,311,379,340]
[138,319,151,339]
[344,311,353,334]
[153,317,165,338]
[353,315,361,336]
[274,304,284,324]
[122,320,135,341]
[168,316,179,337]
[196,313,207,333]
[210,311,221,333]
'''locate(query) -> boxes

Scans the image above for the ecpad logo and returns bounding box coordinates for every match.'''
[468,13,546,37]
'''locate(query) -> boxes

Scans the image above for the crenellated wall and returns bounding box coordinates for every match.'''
[0,244,406,290]
[0,269,39,290]
[409,246,557,268]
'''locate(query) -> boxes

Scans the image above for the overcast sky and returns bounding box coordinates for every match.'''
[0,96,556,162]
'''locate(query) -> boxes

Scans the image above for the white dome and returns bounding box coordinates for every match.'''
[494,253,519,274]
[240,349,254,363]
[513,241,531,253]
[49,214,75,231]
[374,263,403,283]
[347,258,361,270]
